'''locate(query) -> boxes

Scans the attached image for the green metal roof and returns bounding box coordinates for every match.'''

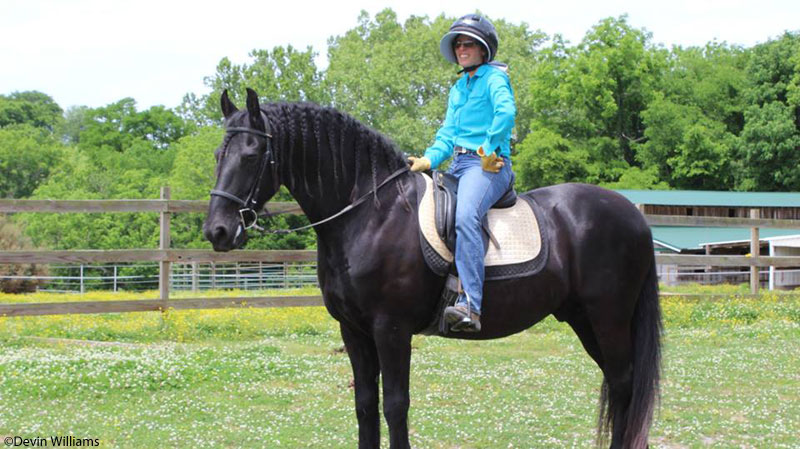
[616,190,800,207]
[651,226,800,251]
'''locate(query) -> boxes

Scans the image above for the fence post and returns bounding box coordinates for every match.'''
[768,241,775,291]
[159,187,171,309]
[113,265,118,292]
[750,208,760,294]
[192,262,199,292]
[211,262,216,289]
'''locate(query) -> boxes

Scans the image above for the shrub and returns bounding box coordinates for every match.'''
[0,215,47,293]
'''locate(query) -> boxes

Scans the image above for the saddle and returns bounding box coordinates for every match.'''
[432,171,518,253]
[414,171,549,336]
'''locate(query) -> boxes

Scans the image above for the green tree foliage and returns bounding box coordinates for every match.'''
[513,128,588,189]
[0,124,66,198]
[168,127,222,249]
[15,98,189,251]
[179,45,327,126]
[568,16,667,168]
[638,95,735,189]
[0,91,68,198]
[19,144,166,250]
[79,98,191,152]
[59,105,90,145]
[0,91,63,131]
[736,32,800,191]
[636,43,747,189]
[516,16,668,189]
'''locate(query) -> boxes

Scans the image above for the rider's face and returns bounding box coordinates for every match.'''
[453,35,484,68]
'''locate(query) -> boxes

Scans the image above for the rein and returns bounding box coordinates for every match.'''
[210,117,411,235]
[262,164,410,235]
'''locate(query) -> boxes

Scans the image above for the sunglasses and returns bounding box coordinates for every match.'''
[453,40,478,49]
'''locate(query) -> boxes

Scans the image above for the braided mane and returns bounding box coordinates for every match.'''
[258,102,408,206]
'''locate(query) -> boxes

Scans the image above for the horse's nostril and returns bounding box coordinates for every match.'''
[212,225,228,242]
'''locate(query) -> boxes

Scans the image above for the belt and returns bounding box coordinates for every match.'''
[454,146,473,154]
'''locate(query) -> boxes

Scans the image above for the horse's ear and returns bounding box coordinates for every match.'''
[220,89,238,119]
[246,88,264,130]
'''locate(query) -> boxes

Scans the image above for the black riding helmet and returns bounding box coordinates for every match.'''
[439,14,499,64]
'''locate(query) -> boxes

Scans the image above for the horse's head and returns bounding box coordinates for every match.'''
[203,88,280,251]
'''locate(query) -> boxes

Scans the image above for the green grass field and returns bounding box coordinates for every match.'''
[1,287,798,448]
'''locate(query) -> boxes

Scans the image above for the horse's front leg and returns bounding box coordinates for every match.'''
[341,323,381,449]
[374,317,413,449]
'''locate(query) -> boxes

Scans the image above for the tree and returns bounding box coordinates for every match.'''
[59,105,90,145]
[513,127,588,189]
[179,45,327,127]
[79,98,191,153]
[168,127,223,249]
[600,166,669,190]
[516,16,667,189]
[635,43,747,189]
[665,43,749,134]
[0,124,66,198]
[564,16,666,168]
[637,94,734,190]
[18,142,167,250]
[324,10,451,152]
[736,32,800,191]
[0,91,63,132]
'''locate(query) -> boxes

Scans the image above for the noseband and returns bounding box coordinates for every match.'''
[209,116,274,231]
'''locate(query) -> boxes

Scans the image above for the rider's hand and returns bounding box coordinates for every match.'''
[408,156,432,172]
[477,147,504,173]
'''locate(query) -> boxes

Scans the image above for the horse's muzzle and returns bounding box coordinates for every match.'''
[203,217,247,251]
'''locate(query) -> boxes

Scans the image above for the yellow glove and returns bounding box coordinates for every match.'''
[477,147,504,173]
[408,156,432,172]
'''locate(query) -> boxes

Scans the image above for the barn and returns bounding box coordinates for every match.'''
[615,190,800,289]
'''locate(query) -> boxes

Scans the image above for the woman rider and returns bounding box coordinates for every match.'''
[408,14,516,332]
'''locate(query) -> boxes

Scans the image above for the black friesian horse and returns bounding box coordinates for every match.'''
[204,89,662,449]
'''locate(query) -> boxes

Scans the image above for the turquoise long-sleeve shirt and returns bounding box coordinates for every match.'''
[424,63,516,169]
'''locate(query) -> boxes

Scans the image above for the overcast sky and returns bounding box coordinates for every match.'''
[2,0,798,111]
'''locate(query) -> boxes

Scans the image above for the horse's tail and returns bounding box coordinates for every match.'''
[625,252,663,448]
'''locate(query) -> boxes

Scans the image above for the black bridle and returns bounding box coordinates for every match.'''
[210,117,275,232]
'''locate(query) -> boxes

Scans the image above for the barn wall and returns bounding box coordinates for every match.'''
[644,205,800,219]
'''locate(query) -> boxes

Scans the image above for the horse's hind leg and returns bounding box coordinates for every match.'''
[341,323,381,449]
[570,298,635,449]
[565,310,604,368]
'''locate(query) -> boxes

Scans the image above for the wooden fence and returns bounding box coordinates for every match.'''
[1,191,799,317]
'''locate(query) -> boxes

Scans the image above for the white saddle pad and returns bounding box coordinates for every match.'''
[417,173,542,266]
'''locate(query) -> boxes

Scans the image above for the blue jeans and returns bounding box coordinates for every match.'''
[448,152,514,315]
